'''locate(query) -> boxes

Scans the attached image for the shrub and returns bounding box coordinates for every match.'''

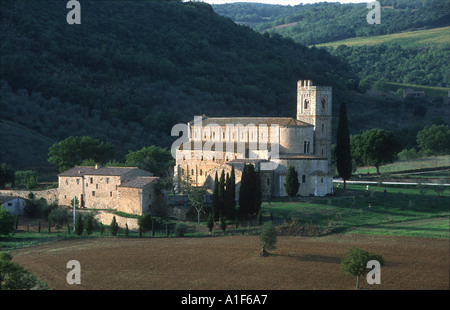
[0,205,15,236]
[174,222,188,237]
[0,253,37,290]
[138,214,152,232]
[48,208,69,228]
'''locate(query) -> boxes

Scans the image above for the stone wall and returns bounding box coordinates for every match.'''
[0,188,58,203]
[94,211,139,231]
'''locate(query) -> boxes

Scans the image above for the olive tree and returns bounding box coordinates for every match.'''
[259,222,277,257]
[341,247,384,289]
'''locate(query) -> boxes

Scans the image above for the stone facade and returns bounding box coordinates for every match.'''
[57,165,159,215]
[175,80,333,198]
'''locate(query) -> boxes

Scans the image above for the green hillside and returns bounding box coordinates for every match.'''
[0,0,354,170]
[213,0,450,46]
[315,26,450,49]
[213,1,450,88]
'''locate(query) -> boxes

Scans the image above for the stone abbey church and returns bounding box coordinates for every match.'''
[175,80,333,199]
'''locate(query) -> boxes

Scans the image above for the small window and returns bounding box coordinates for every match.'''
[304,99,309,109]
[200,169,203,176]
[149,194,152,200]
[106,178,109,184]
[321,177,324,183]
[321,98,326,110]
[76,179,80,185]
[96,184,98,189]
[267,178,270,186]
[302,175,306,183]
[7,203,12,206]
[92,191,95,196]
[191,169,194,175]
[110,192,112,197]
[65,180,68,185]
[90,178,93,184]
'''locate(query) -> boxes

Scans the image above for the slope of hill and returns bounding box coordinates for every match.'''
[213,0,450,45]
[212,1,450,88]
[0,0,354,170]
[315,26,450,49]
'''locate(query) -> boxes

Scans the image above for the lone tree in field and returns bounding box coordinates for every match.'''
[351,129,401,175]
[284,166,300,201]
[336,101,352,191]
[341,247,385,289]
[259,222,277,257]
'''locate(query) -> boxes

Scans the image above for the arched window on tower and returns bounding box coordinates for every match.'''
[321,98,326,110]
[304,99,309,110]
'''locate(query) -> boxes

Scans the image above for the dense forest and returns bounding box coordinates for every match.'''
[213,0,450,45]
[330,44,450,88]
[0,0,354,170]
[213,0,450,88]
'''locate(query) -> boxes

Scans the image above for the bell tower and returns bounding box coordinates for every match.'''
[296,80,332,164]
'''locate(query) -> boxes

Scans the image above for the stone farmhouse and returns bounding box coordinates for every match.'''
[175,80,333,198]
[0,196,27,216]
[58,165,159,215]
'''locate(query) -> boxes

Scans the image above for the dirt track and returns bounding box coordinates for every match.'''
[10,234,449,290]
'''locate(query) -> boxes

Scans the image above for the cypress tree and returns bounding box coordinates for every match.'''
[284,165,300,201]
[207,212,214,234]
[336,101,352,191]
[239,164,250,219]
[225,165,236,219]
[213,171,219,221]
[255,167,262,216]
[75,213,83,236]
[86,215,93,235]
[110,216,119,236]
[239,164,259,220]
[218,170,225,219]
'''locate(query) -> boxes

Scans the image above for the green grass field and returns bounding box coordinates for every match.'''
[376,81,450,98]
[355,155,450,175]
[2,179,449,252]
[315,26,450,49]
[262,183,450,238]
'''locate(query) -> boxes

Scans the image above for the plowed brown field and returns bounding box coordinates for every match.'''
[10,234,449,290]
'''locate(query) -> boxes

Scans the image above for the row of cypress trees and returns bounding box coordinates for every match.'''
[212,163,264,222]
[212,165,236,221]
